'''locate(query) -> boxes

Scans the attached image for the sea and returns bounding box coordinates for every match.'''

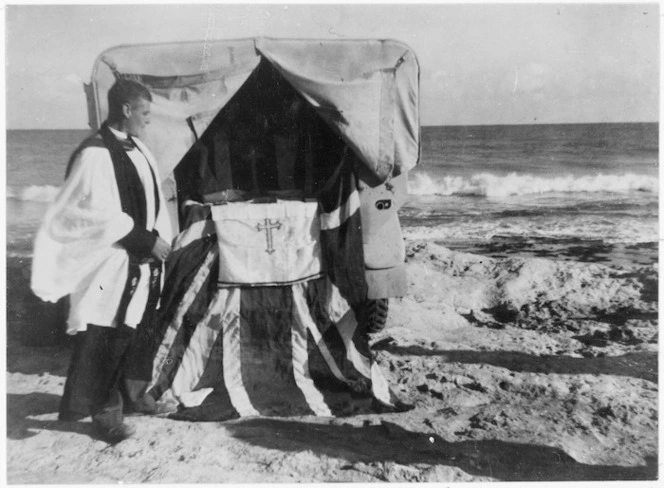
[6,123,659,268]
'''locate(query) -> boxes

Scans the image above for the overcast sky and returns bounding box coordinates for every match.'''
[5,2,660,129]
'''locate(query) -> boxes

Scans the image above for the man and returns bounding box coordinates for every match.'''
[31,79,172,443]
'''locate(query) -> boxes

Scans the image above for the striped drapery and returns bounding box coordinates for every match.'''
[144,194,404,421]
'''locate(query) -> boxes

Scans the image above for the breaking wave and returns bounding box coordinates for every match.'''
[7,185,60,203]
[408,172,659,198]
[9,172,658,203]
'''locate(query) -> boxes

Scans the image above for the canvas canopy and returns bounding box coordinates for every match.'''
[75,39,419,419]
[87,37,420,193]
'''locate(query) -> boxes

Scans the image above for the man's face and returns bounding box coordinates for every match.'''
[124,97,151,138]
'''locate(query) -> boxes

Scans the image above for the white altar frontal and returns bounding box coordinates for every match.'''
[210,200,323,287]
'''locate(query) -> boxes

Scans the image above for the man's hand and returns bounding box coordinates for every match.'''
[151,237,171,263]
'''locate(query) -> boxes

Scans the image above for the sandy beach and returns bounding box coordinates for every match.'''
[6,239,658,483]
[5,2,659,483]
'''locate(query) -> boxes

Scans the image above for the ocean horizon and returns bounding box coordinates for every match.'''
[7,122,659,266]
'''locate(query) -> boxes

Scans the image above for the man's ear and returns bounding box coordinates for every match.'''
[122,103,132,119]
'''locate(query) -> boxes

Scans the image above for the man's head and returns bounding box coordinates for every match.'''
[107,79,152,137]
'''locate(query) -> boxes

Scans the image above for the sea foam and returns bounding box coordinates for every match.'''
[402,216,658,245]
[408,172,659,198]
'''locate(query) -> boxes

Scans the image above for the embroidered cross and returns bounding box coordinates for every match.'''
[256,218,282,254]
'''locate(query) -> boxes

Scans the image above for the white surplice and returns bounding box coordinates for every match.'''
[31,132,172,333]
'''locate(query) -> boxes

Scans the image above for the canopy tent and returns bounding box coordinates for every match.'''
[82,38,420,420]
[86,38,420,231]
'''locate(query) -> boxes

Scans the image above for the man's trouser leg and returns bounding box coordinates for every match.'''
[59,324,134,428]
[121,313,164,413]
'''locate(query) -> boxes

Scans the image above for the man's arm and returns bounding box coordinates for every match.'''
[32,147,134,301]
[72,146,171,263]
[117,227,171,263]
[117,225,158,259]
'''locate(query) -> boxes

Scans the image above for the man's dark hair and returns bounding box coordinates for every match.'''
[107,79,152,121]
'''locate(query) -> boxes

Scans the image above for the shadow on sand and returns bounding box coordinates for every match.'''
[224,417,656,481]
[6,392,94,441]
[7,393,657,481]
[374,343,658,383]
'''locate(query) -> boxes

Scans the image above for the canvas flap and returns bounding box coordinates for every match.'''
[90,38,419,183]
[93,40,261,178]
[256,38,420,181]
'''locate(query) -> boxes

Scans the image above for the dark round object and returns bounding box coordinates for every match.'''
[360,298,389,334]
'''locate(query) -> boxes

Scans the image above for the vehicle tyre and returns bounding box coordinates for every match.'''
[360,298,389,334]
